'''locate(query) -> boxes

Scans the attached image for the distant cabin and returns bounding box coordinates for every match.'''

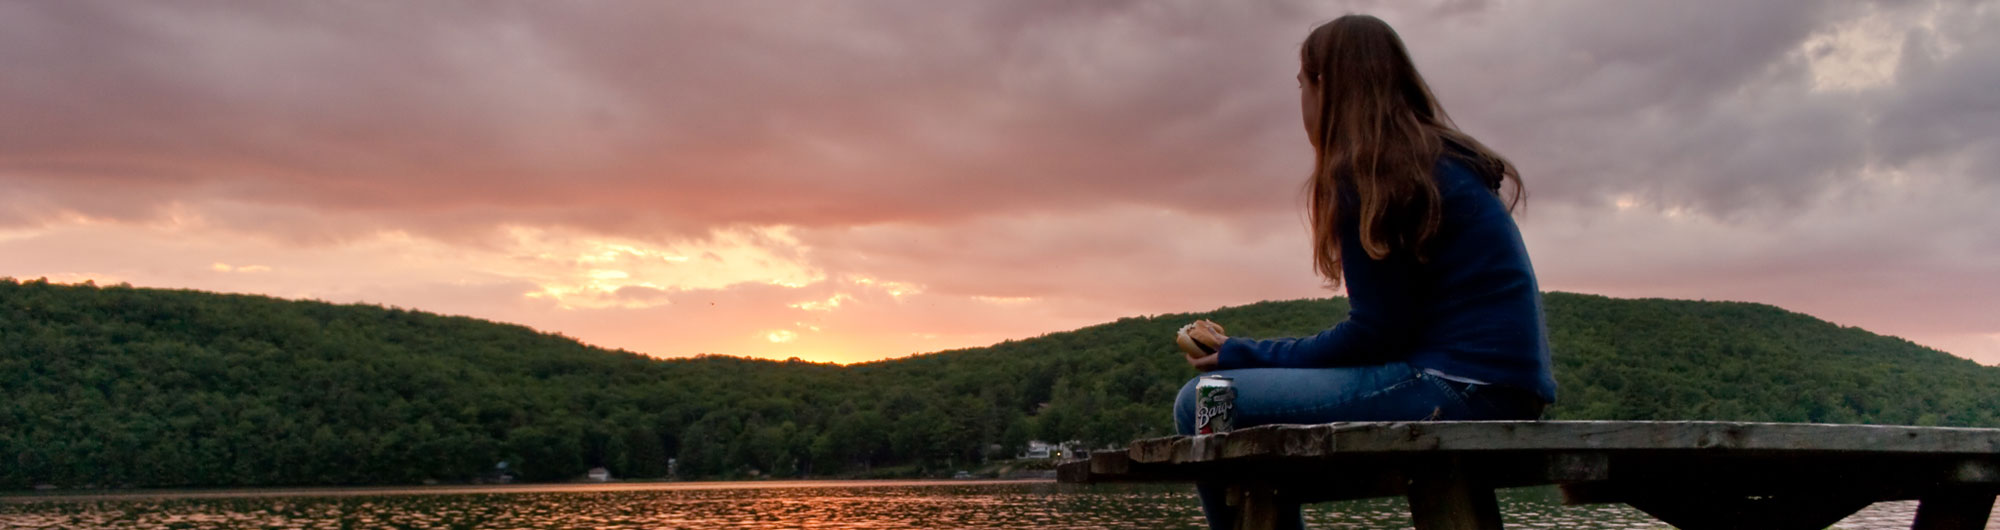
[1020,440,1054,459]
[1020,440,1090,460]
[587,467,611,482]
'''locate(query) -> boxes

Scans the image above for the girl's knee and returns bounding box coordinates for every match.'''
[1172,376,1203,435]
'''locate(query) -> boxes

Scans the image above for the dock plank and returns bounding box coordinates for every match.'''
[1065,421,2000,529]
[1124,421,2000,466]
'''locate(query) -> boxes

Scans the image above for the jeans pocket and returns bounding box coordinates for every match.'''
[1416,373,1474,419]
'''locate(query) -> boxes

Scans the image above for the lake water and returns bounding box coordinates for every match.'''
[0,480,1990,529]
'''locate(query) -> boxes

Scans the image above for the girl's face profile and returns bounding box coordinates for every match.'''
[1298,69,1321,148]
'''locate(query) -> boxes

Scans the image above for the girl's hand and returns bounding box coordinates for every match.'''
[1194,319,1225,339]
[1176,320,1229,371]
[1186,351,1221,371]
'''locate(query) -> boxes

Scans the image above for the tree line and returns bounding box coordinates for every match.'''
[2,278,1995,489]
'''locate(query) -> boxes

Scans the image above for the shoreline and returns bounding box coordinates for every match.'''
[0,477,1062,504]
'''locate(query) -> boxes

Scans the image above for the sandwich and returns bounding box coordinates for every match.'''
[1177,320,1220,357]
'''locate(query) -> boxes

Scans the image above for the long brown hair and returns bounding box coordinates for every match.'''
[1300,14,1522,287]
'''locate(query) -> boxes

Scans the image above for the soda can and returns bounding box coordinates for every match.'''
[1194,375,1236,434]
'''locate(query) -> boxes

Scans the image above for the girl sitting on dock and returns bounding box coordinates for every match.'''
[1172,14,1557,530]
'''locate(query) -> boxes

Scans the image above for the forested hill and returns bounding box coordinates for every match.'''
[3,278,1996,489]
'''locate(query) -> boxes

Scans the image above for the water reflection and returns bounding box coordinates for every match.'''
[0,481,1990,529]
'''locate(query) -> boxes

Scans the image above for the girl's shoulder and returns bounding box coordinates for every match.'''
[1434,139,1507,193]
[1431,156,1514,227]
[1431,156,1498,195]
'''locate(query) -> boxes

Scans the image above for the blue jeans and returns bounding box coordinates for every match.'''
[1172,362,1544,530]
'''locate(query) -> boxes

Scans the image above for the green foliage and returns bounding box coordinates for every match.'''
[1,279,1995,489]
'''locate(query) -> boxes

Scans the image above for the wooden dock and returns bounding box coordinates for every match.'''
[1057,421,2000,530]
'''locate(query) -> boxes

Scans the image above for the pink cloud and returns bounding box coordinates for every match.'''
[1,1,1996,366]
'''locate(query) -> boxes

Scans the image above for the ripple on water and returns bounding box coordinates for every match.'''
[2,482,1994,529]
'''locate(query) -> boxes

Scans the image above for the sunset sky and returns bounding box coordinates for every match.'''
[4,1,1997,365]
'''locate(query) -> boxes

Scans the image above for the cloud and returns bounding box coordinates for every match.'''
[0,215,1145,364]
[211,262,270,273]
[1523,166,2000,338]
[797,206,1316,309]
[0,1,1315,242]
[0,0,1996,365]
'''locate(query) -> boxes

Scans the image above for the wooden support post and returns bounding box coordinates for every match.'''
[1406,458,1504,530]
[1228,483,1284,530]
[1911,491,1995,530]
[1055,459,1091,484]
